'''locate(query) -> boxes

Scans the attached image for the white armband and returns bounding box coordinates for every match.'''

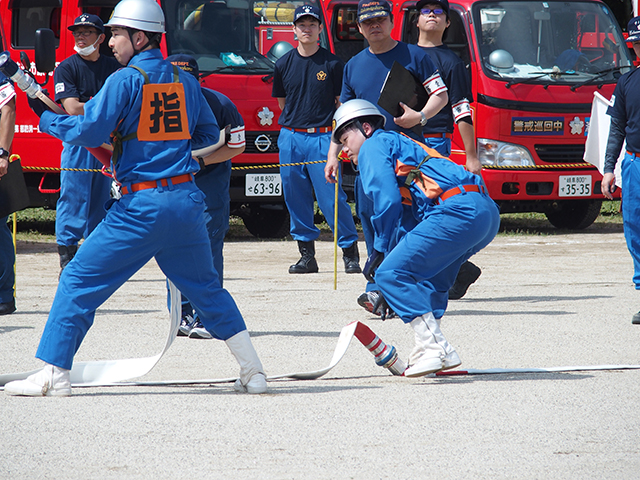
[452,98,472,122]
[423,72,447,96]
[228,125,245,149]
[0,82,16,109]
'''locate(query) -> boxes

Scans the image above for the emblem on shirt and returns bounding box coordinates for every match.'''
[317,71,327,81]
[569,116,584,135]
[55,83,65,94]
[258,106,274,126]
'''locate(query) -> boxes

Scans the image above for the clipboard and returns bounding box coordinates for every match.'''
[0,157,30,218]
[377,61,429,136]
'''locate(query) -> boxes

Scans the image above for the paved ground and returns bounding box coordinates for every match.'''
[1,227,639,479]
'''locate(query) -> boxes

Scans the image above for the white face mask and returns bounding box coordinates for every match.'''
[74,38,100,57]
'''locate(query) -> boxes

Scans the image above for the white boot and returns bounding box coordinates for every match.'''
[404,313,461,377]
[225,330,267,394]
[4,364,72,397]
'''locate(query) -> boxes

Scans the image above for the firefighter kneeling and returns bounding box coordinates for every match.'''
[333,99,500,376]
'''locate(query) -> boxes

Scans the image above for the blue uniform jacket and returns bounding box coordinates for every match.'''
[40,49,219,184]
[359,130,484,253]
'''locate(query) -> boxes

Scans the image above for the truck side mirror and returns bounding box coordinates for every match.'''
[34,28,56,74]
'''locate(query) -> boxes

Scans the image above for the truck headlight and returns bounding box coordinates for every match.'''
[477,138,534,167]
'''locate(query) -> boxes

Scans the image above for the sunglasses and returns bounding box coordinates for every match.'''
[420,8,445,15]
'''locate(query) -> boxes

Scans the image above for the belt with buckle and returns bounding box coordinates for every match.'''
[286,126,332,134]
[423,132,452,139]
[121,173,194,195]
[437,184,487,204]
[626,150,640,157]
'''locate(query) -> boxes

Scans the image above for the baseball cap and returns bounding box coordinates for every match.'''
[68,13,105,33]
[166,54,200,79]
[293,4,322,24]
[416,0,449,16]
[626,16,640,43]
[357,0,391,23]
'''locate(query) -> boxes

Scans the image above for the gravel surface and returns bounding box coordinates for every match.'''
[1,230,639,479]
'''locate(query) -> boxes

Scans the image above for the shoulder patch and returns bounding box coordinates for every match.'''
[55,83,65,94]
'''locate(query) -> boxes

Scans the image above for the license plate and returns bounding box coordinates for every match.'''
[245,173,282,197]
[558,175,592,197]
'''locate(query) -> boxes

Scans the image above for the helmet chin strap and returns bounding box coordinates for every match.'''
[126,28,161,57]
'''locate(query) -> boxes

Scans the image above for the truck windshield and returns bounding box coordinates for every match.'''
[474,0,633,84]
[163,0,327,76]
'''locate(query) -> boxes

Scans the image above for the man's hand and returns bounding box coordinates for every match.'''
[363,249,384,283]
[0,157,8,177]
[393,102,421,129]
[602,172,616,200]
[465,153,482,175]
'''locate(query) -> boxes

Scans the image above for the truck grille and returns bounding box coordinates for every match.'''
[534,144,586,163]
[245,131,280,154]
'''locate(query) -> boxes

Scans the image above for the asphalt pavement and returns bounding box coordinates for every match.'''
[1,228,639,479]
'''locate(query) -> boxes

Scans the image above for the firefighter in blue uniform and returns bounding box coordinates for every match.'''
[167,53,246,339]
[332,99,500,376]
[416,0,483,300]
[603,15,640,326]
[5,0,267,396]
[272,4,361,274]
[54,14,120,273]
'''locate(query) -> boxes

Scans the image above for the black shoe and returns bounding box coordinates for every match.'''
[342,241,361,274]
[289,241,319,274]
[0,299,16,315]
[58,245,78,278]
[633,311,640,325]
[448,261,482,300]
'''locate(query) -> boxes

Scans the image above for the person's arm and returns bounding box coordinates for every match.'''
[394,68,448,129]
[602,116,625,200]
[60,97,85,116]
[198,125,246,166]
[325,140,342,183]
[276,97,285,110]
[457,118,481,175]
[0,95,16,177]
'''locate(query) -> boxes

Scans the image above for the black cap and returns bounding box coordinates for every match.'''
[68,13,105,33]
[357,0,391,23]
[293,5,322,24]
[416,0,450,16]
[627,16,640,43]
[166,54,200,79]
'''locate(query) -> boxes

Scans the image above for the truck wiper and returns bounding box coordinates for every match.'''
[505,68,577,88]
[570,66,627,91]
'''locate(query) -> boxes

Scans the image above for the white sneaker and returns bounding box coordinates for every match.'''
[4,364,72,397]
[404,355,444,377]
[442,350,462,370]
[234,373,267,394]
[189,319,213,339]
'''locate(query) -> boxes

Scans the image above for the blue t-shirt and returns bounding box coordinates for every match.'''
[341,42,442,140]
[419,44,472,134]
[607,67,640,154]
[54,54,120,103]
[202,88,244,132]
[272,47,343,128]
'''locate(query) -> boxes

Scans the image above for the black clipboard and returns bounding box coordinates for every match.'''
[0,157,30,218]
[377,61,429,137]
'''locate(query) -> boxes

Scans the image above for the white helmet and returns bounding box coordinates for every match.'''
[332,99,386,142]
[106,0,166,33]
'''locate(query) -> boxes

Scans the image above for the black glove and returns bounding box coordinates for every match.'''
[372,292,395,321]
[27,92,51,118]
[363,249,384,283]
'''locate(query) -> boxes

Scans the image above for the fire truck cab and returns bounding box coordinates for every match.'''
[324,0,634,229]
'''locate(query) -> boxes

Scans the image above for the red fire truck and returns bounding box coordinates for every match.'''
[324,0,634,228]
[0,0,334,238]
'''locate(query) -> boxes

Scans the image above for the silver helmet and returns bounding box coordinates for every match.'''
[106,0,166,33]
[332,99,386,142]
[487,49,514,74]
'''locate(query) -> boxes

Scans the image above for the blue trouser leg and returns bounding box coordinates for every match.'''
[36,184,246,370]
[621,153,640,288]
[375,193,500,322]
[56,144,111,246]
[0,216,15,303]
[176,160,232,314]
[279,128,320,241]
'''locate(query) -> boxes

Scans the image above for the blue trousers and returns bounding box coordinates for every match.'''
[178,161,231,316]
[0,216,15,303]
[278,128,358,247]
[423,136,452,157]
[56,144,112,246]
[621,152,640,288]
[375,192,500,322]
[36,182,247,370]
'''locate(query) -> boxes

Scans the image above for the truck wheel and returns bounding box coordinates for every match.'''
[242,204,290,238]
[544,199,602,230]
